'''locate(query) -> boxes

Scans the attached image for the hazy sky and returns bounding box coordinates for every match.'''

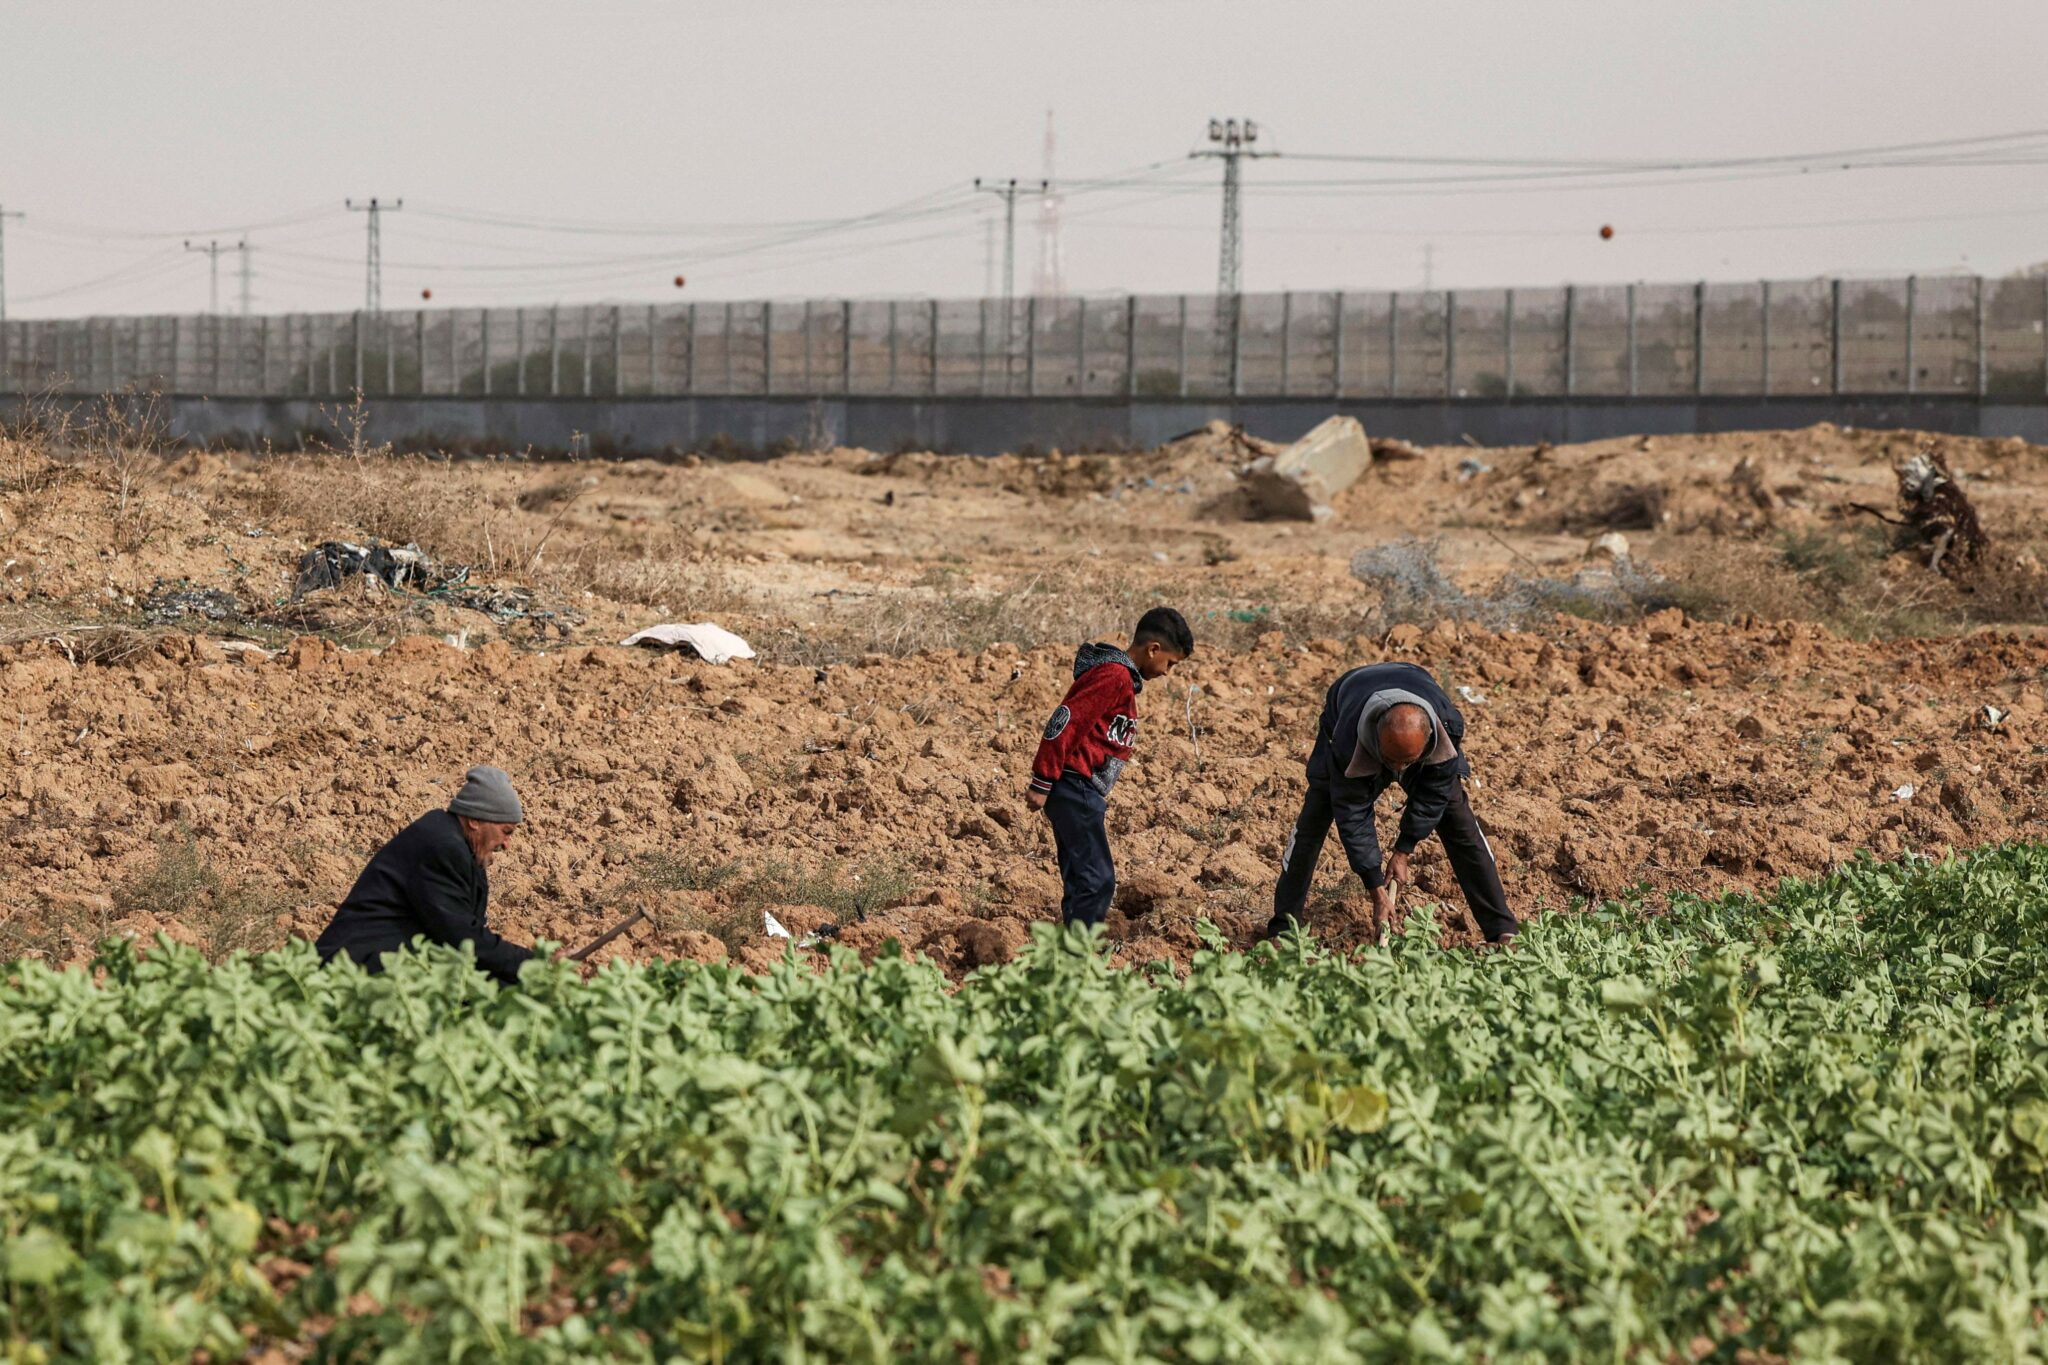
[5,0,2046,317]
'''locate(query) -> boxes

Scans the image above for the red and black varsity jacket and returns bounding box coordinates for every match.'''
[1030,642,1143,800]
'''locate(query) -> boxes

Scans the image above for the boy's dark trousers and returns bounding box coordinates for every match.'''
[1270,761,1518,943]
[1045,772,1114,927]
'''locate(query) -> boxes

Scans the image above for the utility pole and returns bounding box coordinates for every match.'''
[237,239,252,316]
[0,205,24,323]
[972,178,1043,310]
[974,177,1045,391]
[184,239,233,313]
[345,197,403,312]
[1193,118,1268,295]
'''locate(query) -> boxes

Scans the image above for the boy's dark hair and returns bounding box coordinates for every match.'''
[1132,606,1194,657]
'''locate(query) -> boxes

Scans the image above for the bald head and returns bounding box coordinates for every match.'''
[1376,704,1432,770]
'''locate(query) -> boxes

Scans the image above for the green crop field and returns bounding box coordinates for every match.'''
[3,848,2047,1363]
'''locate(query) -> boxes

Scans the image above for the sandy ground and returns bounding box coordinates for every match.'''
[3,418,2045,973]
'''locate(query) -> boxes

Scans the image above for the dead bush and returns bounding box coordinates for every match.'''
[113,829,288,962]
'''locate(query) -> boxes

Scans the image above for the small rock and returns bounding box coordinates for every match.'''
[1735,716,1766,742]
[1587,531,1631,563]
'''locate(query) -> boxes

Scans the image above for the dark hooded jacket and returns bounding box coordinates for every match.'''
[315,810,534,985]
[1030,642,1143,800]
[1307,662,1470,889]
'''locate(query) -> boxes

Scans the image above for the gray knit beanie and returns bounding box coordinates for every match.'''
[448,765,524,824]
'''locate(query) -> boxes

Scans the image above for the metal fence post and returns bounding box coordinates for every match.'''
[1904,275,1917,395]
[2042,276,2048,399]
[1760,280,1772,396]
[1124,294,1138,399]
[929,298,940,396]
[171,315,185,393]
[352,312,364,394]
[648,303,660,395]
[840,299,852,396]
[615,305,626,396]
[414,311,425,395]
[976,298,990,396]
[261,316,272,393]
[1176,294,1188,398]
[548,305,561,395]
[757,302,772,397]
[584,305,597,397]
[1442,290,1456,398]
[1624,284,1637,396]
[1387,291,1399,397]
[802,299,815,395]
[720,304,737,396]
[1220,294,1236,401]
[1331,290,1345,399]
[1831,279,1844,394]
[1974,275,1986,398]
[887,301,899,394]
[449,312,459,395]
[515,308,526,396]
[1025,296,1038,397]
[685,303,699,394]
[1692,282,1706,397]
[1279,292,1293,395]
[1076,296,1088,393]
[481,310,492,397]
[1563,286,1576,397]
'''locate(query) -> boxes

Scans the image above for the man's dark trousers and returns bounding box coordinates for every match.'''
[1045,772,1114,927]
[1272,752,1517,942]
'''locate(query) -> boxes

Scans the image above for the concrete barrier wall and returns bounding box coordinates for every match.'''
[10,392,2047,456]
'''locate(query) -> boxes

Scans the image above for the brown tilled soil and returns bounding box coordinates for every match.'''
[3,419,2046,974]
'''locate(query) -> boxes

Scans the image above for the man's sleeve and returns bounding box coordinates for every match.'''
[1393,762,1459,855]
[407,840,534,985]
[1031,671,1109,796]
[1328,773,1387,890]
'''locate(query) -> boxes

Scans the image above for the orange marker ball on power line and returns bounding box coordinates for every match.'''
[421,288,433,300]
[674,275,687,288]
[1599,224,1615,240]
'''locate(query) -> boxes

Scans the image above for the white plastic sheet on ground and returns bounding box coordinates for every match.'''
[620,622,757,665]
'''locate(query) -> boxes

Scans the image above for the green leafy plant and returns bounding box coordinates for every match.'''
[3,846,2048,1359]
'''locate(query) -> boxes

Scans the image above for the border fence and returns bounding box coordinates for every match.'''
[4,274,2046,404]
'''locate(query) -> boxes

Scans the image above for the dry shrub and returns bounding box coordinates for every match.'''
[113,830,288,962]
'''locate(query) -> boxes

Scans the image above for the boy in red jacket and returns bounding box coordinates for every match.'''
[1027,607,1194,927]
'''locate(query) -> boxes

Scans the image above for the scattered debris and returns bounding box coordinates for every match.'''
[1456,457,1493,483]
[1980,704,2008,730]
[1895,449,1988,576]
[621,622,757,665]
[1369,436,1427,462]
[1238,415,1373,521]
[294,541,450,598]
[1890,784,1916,802]
[763,911,793,940]
[141,581,241,627]
[1455,685,1488,705]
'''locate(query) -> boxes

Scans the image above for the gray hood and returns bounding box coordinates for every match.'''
[1073,641,1143,694]
[1346,687,1458,778]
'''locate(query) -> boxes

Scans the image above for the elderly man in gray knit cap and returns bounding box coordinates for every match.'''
[315,765,536,985]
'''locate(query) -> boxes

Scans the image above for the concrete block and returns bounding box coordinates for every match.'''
[1238,415,1372,520]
